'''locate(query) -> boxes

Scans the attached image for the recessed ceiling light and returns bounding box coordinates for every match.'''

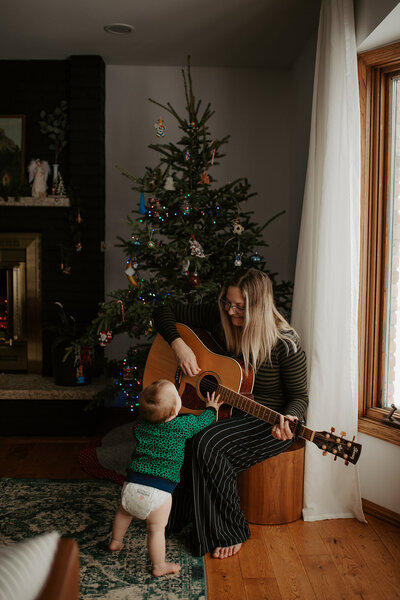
[104,23,135,35]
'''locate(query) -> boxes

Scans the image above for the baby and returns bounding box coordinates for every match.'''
[110,379,221,576]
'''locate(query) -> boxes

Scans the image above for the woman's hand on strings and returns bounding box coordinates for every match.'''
[171,338,201,377]
[272,414,296,441]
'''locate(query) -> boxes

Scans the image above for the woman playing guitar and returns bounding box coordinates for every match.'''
[153,268,308,559]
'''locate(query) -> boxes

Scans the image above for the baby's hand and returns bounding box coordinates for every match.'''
[205,391,222,410]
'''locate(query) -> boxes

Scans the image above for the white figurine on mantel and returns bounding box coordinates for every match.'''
[28,158,50,198]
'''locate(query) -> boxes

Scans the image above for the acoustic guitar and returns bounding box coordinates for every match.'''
[143,323,362,466]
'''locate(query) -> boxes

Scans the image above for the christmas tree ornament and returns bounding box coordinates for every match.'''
[200,171,210,185]
[250,252,262,264]
[147,229,156,248]
[99,330,112,346]
[116,299,125,322]
[210,141,216,165]
[184,149,191,161]
[125,259,139,287]
[234,253,242,267]
[189,235,205,258]
[76,242,82,252]
[139,192,146,214]
[189,271,200,288]
[164,175,175,191]
[181,258,190,275]
[232,216,244,235]
[148,197,161,217]
[154,117,166,138]
[188,121,196,130]
[123,364,134,381]
[181,198,191,214]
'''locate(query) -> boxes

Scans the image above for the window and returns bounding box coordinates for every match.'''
[358,42,400,445]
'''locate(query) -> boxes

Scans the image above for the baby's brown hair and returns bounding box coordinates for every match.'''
[138,380,177,424]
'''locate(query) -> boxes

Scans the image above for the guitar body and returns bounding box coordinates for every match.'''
[143,323,254,420]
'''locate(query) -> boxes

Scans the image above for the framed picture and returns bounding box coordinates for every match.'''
[0,115,26,190]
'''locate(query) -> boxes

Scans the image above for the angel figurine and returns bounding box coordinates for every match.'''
[28,159,50,198]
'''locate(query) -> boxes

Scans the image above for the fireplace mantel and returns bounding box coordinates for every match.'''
[0,196,70,207]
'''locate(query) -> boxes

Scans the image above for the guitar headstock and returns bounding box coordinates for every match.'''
[313,428,362,465]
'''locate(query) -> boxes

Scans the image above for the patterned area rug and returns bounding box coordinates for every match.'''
[0,478,206,600]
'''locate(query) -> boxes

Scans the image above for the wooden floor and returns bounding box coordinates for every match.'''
[1,436,399,600]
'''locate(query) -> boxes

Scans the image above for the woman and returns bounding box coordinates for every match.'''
[153,268,308,559]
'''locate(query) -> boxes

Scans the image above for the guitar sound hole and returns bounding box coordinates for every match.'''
[199,374,218,400]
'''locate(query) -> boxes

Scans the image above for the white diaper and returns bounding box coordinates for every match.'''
[121,482,170,520]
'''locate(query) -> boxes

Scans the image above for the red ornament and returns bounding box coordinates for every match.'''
[188,272,200,288]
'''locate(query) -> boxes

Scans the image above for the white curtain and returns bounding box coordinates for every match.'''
[291,0,365,521]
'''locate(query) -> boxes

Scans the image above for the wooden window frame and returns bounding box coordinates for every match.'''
[358,42,400,445]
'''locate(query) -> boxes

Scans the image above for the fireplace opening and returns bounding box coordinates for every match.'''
[0,233,42,373]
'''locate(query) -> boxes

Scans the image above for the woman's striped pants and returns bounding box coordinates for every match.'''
[167,412,294,556]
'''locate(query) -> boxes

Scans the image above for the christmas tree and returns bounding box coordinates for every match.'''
[82,59,292,410]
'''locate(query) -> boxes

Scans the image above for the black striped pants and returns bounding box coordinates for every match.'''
[167,412,294,556]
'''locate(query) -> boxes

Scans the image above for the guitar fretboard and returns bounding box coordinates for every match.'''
[217,384,315,442]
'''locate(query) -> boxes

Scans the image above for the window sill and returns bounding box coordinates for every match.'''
[358,412,400,446]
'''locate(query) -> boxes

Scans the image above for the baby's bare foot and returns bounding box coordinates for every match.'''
[109,539,124,551]
[152,562,181,577]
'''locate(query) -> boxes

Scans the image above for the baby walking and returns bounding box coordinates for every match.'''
[110,379,221,576]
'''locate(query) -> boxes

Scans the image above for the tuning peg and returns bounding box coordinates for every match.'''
[331,427,336,433]
[322,451,327,456]
[347,441,352,448]
[334,456,337,461]
[336,438,341,443]
[322,444,327,450]
[345,460,349,466]
[343,454,348,460]
[340,431,346,437]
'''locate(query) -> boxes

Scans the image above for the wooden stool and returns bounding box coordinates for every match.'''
[237,440,305,525]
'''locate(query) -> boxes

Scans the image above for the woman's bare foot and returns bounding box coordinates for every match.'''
[212,543,242,559]
[152,562,181,577]
[109,538,124,551]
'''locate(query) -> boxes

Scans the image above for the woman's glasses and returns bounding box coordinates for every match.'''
[220,297,246,314]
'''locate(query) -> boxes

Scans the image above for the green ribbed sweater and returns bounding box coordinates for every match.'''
[127,408,216,483]
[153,302,308,421]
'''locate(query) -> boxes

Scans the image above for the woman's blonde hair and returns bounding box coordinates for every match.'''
[218,269,298,373]
[138,380,176,424]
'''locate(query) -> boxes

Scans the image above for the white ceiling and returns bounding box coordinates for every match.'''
[0,0,321,68]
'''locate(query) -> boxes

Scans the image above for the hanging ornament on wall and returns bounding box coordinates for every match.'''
[184,149,191,161]
[250,252,262,265]
[139,192,146,214]
[164,176,175,191]
[187,121,196,130]
[154,117,166,138]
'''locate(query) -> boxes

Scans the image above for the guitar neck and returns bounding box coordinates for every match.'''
[217,384,315,443]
